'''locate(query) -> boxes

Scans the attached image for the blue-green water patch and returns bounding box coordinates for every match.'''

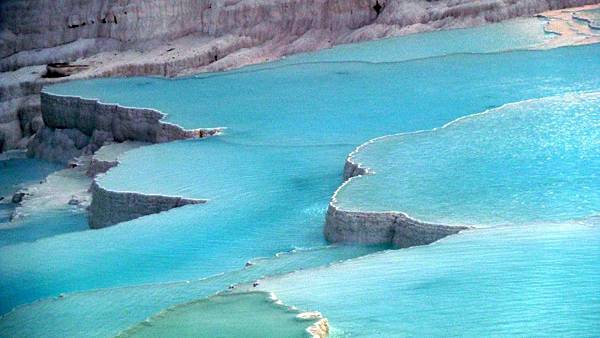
[0,157,68,239]
[256,219,600,337]
[118,291,319,338]
[2,43,597,315]
[0,156,62,199]
[272,17,552,66]
[0,244,380,337]
[0,211,88,247]
[336,91,600,226]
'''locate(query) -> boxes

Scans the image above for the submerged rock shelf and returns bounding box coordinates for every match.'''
[87,141,147,177]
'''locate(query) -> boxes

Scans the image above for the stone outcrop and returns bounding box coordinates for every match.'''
[40,92,217,143]
[27,92,219,163]
[26,126,111,163]
[89,181,206,229]
[325,204,467,248]
[325,153,467,248]
[3,0,597,72]
[2,1,598,152]
[1,0,380,72]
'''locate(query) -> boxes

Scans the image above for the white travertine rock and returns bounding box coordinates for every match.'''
[27,90,218,228]
[26,127,94,163]
[325,203,467,248]
[2,0,597,71]
[40,92,219,143]
[88,181,206,229]
[27,92,220,163]
[30,90,217,227]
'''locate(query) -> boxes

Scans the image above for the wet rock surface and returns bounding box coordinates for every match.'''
[44,63,89,78]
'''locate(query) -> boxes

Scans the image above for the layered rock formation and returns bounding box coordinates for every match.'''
[28,92,219,163]
[325,154,468,248]
[9,157,93,222]
[325,204,467,248]
[2,0,598,152]
[89,181,205,228]
[24,90,216,228]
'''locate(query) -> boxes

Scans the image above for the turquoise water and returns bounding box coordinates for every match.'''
[0,19,598,337]
[255,219,600,337]
[272,17,552,66]
[0,156,61,198]
[0,244,380,337]
[2,45,592,314]
[0,211,88,247]
[337,92,600,226]
[119,291,318,338]
[0,157,80,244]
[0,157,88,247]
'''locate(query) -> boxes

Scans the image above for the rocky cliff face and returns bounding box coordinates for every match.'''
[0,0,378,72]
[1,0,598,152]
[3,0,596,71]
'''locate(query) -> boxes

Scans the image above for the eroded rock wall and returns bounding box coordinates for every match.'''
[89,181,206,228]
[32,92,214,228]
[28,92,218,163]
[325,204,467,248]
[4,0,598,70]
[87,156,118,177]
[0,0,379,72]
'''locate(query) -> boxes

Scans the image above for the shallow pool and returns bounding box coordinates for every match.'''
[1,17,598,337]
